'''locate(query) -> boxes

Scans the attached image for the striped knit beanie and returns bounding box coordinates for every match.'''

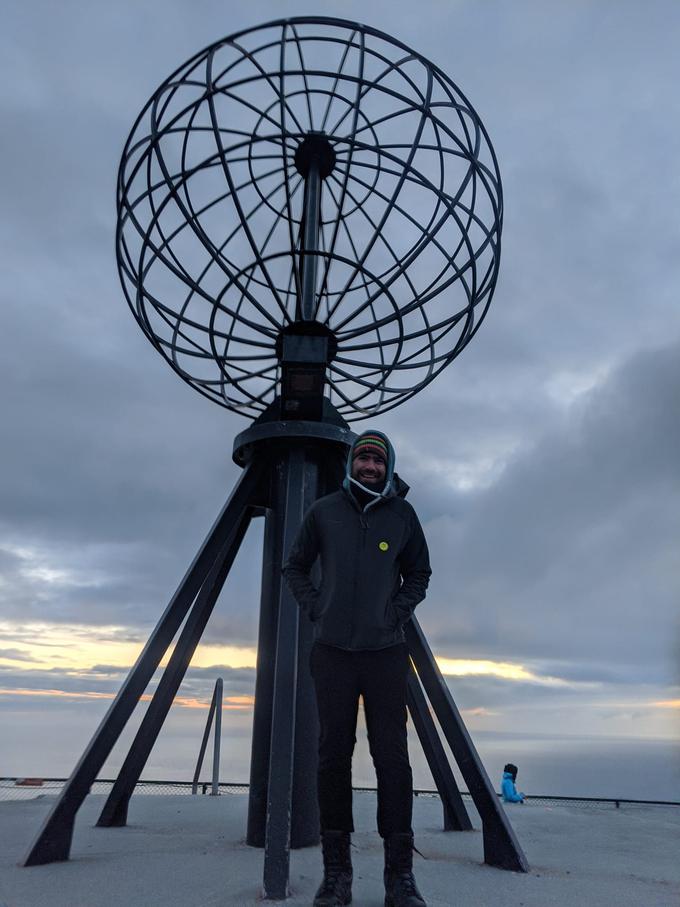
[352,432,390,463]
[344,429,396,498]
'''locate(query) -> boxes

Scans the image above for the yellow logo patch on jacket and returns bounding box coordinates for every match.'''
[378,541,389,551]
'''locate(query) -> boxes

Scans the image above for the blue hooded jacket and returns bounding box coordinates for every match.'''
[501,772,525,803]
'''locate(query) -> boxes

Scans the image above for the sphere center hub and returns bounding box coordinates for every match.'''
[294,131,336,179]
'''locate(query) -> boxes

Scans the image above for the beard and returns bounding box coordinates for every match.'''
[356,474,384,489]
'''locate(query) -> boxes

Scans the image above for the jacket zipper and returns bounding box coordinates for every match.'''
[349,508,369,647]
[356,513,370,645]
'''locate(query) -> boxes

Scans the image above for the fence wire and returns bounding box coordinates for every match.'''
[1,778,677,809]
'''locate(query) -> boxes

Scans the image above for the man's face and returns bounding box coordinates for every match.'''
[352,452,387,487]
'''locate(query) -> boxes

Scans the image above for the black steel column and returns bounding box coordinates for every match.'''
[263,446,318,898]
[407,664,472,832]
[22,462,262,866]
[294,131,335,323]
[247,491,282,846]
[289,452,323,849]
[236,420,353,856]
[300,153,321,321]
[247,446,323,850]
[405,618,529,872]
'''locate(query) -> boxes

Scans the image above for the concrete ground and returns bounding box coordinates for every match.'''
[1,791,678,907]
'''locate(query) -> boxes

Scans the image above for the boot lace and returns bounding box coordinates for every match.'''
[395,870,418,896]
[318,873,341,895]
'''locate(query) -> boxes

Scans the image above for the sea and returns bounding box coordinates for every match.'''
[2,704,678,802]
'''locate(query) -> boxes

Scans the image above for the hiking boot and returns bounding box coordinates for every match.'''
[383,832,426,907]
[313,830,353,906]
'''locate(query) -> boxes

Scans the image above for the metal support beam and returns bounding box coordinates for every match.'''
[262,447,317,899]
[300,154,321,321]
[294,130,335,323]
[191,679,223,796]
[96,508,250,827]
[22,462,263,866]
[289,457,323,849]
[211,678,223,795]
[247,501,283,845]
[407,664,472,832]
[248,444,325,851]
[405,618,529,872]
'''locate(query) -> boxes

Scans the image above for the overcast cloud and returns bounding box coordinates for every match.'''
[1,0,679,782]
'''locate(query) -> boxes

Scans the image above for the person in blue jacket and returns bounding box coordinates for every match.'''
[501,763,525,803]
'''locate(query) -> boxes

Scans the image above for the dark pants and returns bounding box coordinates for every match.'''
[309,641,413,838]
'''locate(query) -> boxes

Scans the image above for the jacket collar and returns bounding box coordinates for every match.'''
[341,472,409,513]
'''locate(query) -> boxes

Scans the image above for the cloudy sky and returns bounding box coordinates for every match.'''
[1,0,679,796]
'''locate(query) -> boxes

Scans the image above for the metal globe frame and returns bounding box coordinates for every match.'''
[24,18,526,897]
[116,16,502,419]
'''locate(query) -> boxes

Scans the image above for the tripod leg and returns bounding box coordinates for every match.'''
[405,618,529,872]
[96,507,252,826]
[407,664,472,831]
[262,447,316,899]
[22,462,263,866]
[192,684,219,794]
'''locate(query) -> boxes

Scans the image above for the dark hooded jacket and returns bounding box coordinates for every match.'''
[282,441,431,651]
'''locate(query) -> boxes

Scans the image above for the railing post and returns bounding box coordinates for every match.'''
[211,679,223,796]
[191,679,223,795]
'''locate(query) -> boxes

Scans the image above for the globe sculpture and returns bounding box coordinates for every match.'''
[116,18,502,419]
[24,19,525,896]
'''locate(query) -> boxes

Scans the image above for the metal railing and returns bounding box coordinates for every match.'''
[411,789,680,810]
[2,777,678,809]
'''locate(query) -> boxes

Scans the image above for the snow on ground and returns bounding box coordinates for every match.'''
[1,791,678,906]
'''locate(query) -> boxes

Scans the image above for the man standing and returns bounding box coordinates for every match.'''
[283,430,431,907]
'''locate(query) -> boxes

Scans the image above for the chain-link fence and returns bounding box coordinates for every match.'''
[2,777,678,809]
[0,778,248,801]
[412,789,680,809]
